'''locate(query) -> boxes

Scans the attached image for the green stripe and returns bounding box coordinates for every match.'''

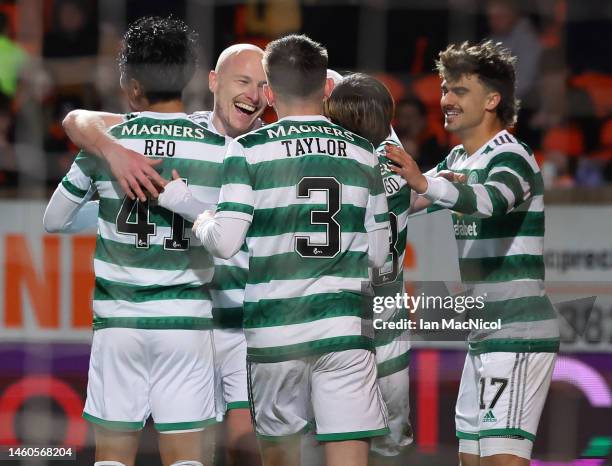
[94,158,222,187]
[74,151,100,177]
[209,265,247,291]
[62,178,89,198]
[226,401,250,411]
[458,254,545,282]
[468,295,557,324]
[479,428,536,442]
[155,417,218,432]
[581,436,612,457]
[452,183,478,214]
[95,237,214,270]
[484,184,510,216]
[452,212,544,240]
[212,306,243,328]
[377,351,410,378]
[109,117,225,145]
[485,152,535,190]
[98,198,183,228]
[456,430,479,441]
[239,120,373,152]
[488,171,525,206]
[247,336,374,362]
[95,277,210,303]
[249,157,376,191]
[387,185,411,214]
[93,316,214,330]
[468,337,560,354]
[243,292,367,328]
[316,427,390,442]
[217,202,254,216]
[374,212,389,224]
[223,156,251,185]
[83,412,144,431]
[248,252,367,283]
[249,204,368,237]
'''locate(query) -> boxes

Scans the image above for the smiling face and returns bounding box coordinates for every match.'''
[209,48,267,138]
[440,73,499,137]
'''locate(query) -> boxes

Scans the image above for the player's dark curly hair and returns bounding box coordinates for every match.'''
[263,34,328,99]
[119,16,198,104]
[436,40,519,127]
[325,73,394,147]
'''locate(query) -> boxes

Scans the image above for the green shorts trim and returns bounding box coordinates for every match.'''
[155,417,218,432]
[316,427,390,442]
[93,316,214,331]
[256,423,312,442]
[83,412,144,432]
[226,401,250,411]
[377,351,410,378]
[456,428,535,442]
[456,430,479,441]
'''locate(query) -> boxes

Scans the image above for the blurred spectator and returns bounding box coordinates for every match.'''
[43,0,98,58]
[394,96,448,171]
[486,0,541,99]
[0,92,18,187]
[0,12,28,97]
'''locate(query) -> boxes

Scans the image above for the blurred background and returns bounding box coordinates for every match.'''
[0,0,610,464]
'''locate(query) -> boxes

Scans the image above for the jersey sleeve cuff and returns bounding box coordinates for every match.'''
[422,175,449,203]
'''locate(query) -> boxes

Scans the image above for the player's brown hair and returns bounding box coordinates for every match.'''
[436,40,519,127]
[324,73,394,147]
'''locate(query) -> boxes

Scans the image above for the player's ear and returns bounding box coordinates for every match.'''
[485,91,501,112]
[263,84,275,107]
[323,77,334,100]
[208,70,218,94]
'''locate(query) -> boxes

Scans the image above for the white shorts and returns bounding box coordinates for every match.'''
[455,351,556,459]
[212,328,249,420]
[84,328,216,433]
[371,366,413,456]
[248,349,389,442]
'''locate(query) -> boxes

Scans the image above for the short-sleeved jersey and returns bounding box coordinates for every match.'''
[60,112,227,330]
[189,110,250,328]
[372,132,412,376]
[427,130,559,354]
[215,115,390,362]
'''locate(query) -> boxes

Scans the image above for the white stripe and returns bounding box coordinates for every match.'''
[247,232,369,257]
[244,137,376,168]
[96,181,123,200]
[488,166,530,194]
[245,315,363,348]
[246,276,362,302]
[457,236,543,259]
[473,184,493,215]
[468,280,545,302]
[375,337,410,365]
[94,258,213,286]
[515,194,543,213]
[118,138,226,163]
[253,184,369,210]
[190,185,221,205]
[211,289,244,308]
[219,183,253,205]
[94,298,212,319]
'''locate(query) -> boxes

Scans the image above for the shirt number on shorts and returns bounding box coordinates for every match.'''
[479,377,508,410]
[295,177,341,258]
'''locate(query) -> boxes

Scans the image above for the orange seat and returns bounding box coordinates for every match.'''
[542,125,584,157]
[570,73,612,117]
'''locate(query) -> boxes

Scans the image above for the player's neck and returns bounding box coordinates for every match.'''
[145,100,185,114]
[460,119,505,156]
[274,100,325,120]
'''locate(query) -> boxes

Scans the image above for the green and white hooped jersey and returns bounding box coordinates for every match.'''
[427,130,559,354]
[215,115,390,363]
[60,112,227,330]
[372,132,412,377]
[190,110,250,328]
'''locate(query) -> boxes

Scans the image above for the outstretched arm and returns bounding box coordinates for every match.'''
[62,110,166,201]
